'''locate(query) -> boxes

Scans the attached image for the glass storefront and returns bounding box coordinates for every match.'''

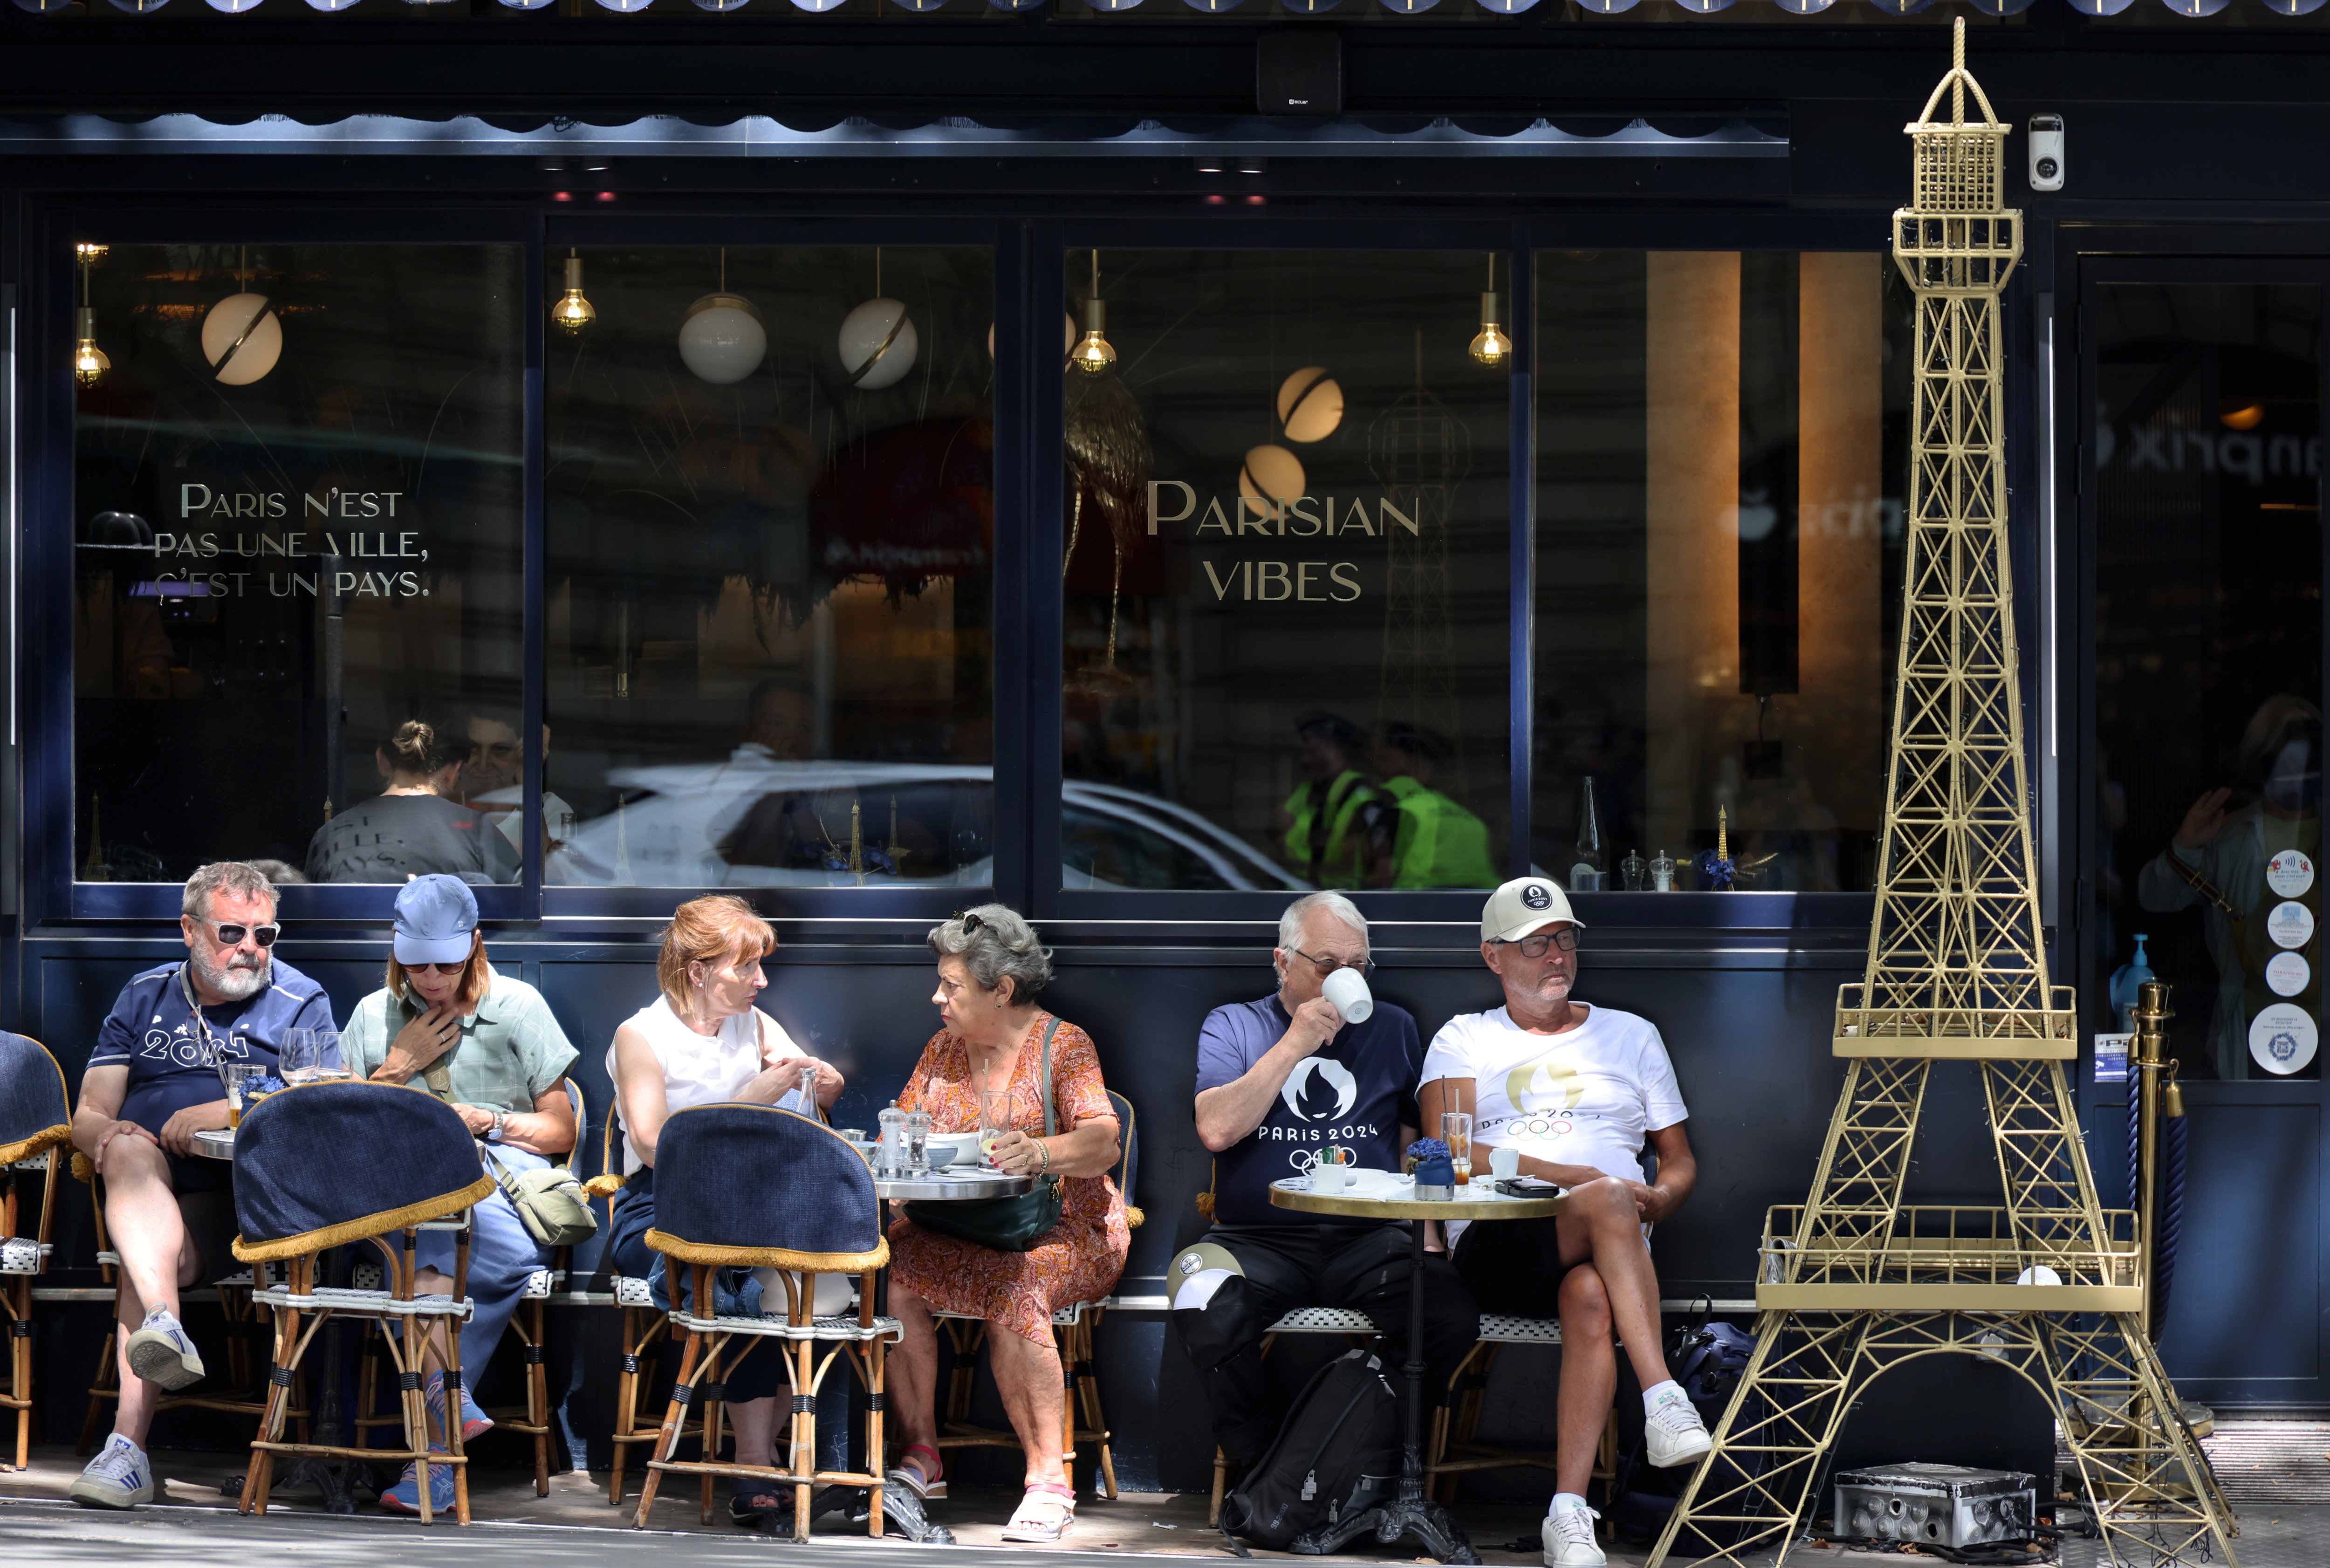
[1057,249,1513,893]
[1535,250,1910,893]
[2091,280,2323,1080]
[71,242,525,887]
[542,245,995,890]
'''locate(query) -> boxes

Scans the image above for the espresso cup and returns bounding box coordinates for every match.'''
[1490,1145,1521,1180]
[1314,1162,1353,1194]
[1321,966,1374,1025]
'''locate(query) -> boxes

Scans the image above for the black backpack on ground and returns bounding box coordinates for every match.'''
[1219,1348,1403,1555]
[1609,1314,1761,1550]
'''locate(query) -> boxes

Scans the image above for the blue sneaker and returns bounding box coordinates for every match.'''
[424,1370,493,1442]
[69,1434,155,1509]
[377,1445,457,1516]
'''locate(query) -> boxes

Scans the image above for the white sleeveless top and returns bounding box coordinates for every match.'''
[608,994,810,1174]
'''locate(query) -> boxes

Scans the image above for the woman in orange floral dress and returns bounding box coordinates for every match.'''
[885,904,1128,1544]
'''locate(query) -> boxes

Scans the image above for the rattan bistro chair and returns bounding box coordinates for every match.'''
[230,1081,496,1525]
[928,1088,1142,1500]
[631,1103,901,1543]
[581,1110,674,1506]
[0,1034,71,1471]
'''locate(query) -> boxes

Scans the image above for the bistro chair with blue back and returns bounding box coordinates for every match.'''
[355,1077,586,1497]
[0,1034,71,1470]
[230,1079,497,1525]
[929,1085,1140,1500]
[631,1102,899,1543]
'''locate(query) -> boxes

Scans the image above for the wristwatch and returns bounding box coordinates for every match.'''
[486,1109,507,1143]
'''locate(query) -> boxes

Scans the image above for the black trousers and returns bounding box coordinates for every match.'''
[1172,1221,1479,1470]
[1451,1214,1578,1318]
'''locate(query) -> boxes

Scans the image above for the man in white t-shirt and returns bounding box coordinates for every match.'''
[1418,876,1710,1568]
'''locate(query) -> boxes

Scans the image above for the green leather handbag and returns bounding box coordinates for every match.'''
[903,1018,1065,1253]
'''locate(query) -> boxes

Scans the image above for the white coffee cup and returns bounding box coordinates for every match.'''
[1313,1162,1352,1194]
[1322,966,1374,1025]
[1489,1145,1521,1180]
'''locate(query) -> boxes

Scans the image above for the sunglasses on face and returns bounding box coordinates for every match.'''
[204,921,280,948]
[408,960,466,976]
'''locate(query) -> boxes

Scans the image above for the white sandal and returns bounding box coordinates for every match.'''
[1000,1482,1076,1543]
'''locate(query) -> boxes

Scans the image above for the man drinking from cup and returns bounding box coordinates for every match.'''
[1418,877,1707,1568]
[1170,891,1479,1482]
[66,862,336,1509]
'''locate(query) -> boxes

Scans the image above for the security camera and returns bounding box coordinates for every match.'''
[2029,114,2064,193]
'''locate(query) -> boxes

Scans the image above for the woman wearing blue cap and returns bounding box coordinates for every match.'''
[342,874,581,1515]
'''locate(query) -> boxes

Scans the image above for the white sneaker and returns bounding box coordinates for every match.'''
[69,1435,155,1509]
[1645,1389,1714,1468]
[1542,1500,1606,1567]
[125,1309,205,1391]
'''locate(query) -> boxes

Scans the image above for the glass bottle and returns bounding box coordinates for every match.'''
[1621,848,1646,892]
[877,1101,908,1177]
[1570,776,1606,893]
[1650,848,1675,892]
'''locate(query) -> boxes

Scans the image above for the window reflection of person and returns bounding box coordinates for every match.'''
[302,719,521,885]
[460,711,578,863]
[720,678,863,873]
[1374,722,1498,889]
[1274,713,1392,890]
[2138,695,2323,1081]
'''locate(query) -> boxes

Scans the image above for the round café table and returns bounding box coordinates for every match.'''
[193,1128,235,1160]
[1269,1173,1567,1565]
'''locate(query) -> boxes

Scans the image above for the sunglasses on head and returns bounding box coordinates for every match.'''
[204,921,279,948]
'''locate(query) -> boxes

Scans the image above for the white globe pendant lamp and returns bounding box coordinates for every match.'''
[839,249,919,391]
[1239,444,1306,514]
[1276,366,1343,443]
[679,248,766,385]
[202,248,282,387]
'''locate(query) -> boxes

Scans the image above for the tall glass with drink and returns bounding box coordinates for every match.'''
[279,1029,319,1085]
[978,1089,1012,1166]
[1440,1110,1473,1186]
[219,1061,265,1128]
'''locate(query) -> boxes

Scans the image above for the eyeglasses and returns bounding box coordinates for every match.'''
[408,960,466,976]
[1500,928,1579,959]
[953,911,985,935]
[203,921,279,948]
[1295,950,1373,977]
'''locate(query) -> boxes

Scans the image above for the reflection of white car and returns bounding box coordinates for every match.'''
[554,754,1307,892]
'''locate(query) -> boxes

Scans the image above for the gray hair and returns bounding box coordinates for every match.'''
[182,861,279,921]
[927,903,1054,1004]
[1277,891,1367,963]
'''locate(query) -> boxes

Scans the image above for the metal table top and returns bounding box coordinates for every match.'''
[1268,1174,1567,1221]
[873,1171,1033,1201]
[192,1127,235,1161]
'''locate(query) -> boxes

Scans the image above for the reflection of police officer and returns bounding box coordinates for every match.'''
[1275,714,1392,890]
[2139,695,2323,1079]
[1375,722,1498,890]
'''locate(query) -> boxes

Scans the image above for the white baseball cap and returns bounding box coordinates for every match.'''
[1481,877,1585,944]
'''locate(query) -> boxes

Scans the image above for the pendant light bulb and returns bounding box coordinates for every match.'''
[72,254,108,390]
[74,308,110,390]
[1469,254,1511,368]
[1069,250,1116,376]
[550,249,596,337]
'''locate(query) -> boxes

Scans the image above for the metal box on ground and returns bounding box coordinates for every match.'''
[1834,1462,2036,1548]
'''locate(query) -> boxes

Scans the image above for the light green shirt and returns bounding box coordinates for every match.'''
[344,965,579,1113]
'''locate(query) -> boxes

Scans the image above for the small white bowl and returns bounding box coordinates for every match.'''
[925,1145,960,1169]
[927,1131,984,1160]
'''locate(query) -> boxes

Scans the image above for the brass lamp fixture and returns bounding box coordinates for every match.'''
[1468,253,1512,368]
[73,246,109,390]
[1068,249,1117,376]
[549,248,596,336]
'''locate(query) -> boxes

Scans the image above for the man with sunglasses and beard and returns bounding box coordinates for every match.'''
[67,861,335,1510]
[1418,878,1706,1568]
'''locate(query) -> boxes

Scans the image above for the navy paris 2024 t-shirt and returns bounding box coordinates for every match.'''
[87,959,337,1131]
[1194,993,1425,1228]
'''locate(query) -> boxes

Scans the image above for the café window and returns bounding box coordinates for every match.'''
[72,242,525,887]
[2091,281,2323,1081]
[542,245,995,889]
[1535,251,1911,893]
[1058,249,1515,893]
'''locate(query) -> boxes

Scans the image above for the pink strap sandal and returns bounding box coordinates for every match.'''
[890,1443,947,1500]
[1001,1480,1077,1543]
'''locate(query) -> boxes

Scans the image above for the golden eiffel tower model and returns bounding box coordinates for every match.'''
[1649,22,2237,1568]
